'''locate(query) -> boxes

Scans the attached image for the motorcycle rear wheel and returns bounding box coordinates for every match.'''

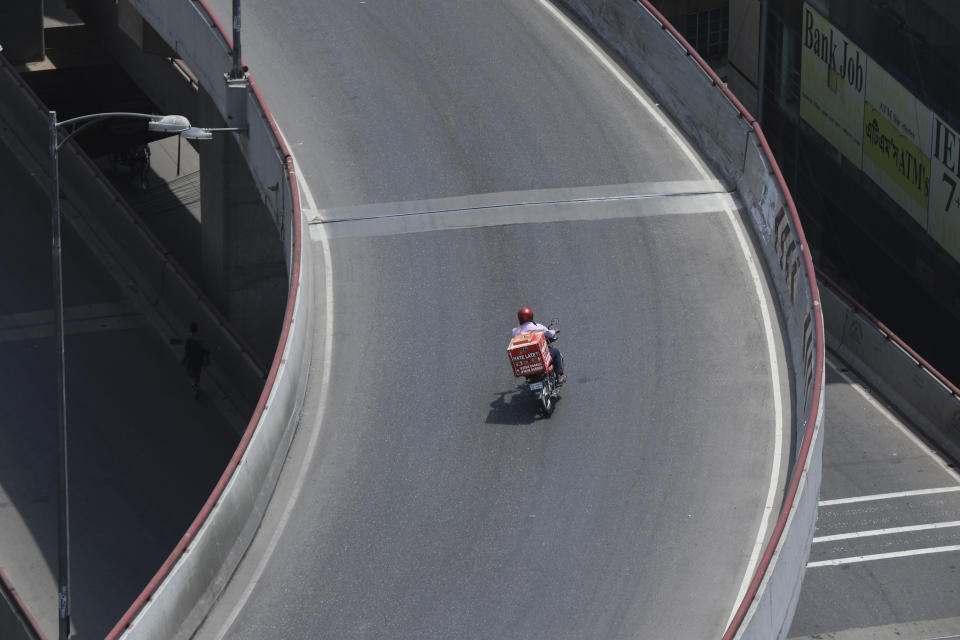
[540,383,554,416]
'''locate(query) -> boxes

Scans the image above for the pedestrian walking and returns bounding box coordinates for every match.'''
[181,322,210,397]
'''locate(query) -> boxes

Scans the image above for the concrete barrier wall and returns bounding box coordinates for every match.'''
[125,0,296,273]
[109,220,311,640]
[99,2,315,639]
[554,2,826,639]
[129,1,233,122]
[820,275,960,463]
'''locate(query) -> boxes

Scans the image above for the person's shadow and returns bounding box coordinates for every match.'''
[485,384,550,426]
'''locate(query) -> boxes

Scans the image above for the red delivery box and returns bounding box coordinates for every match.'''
[507,332,552,377]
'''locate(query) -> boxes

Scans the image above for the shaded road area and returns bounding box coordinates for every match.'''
[0,131,239,638]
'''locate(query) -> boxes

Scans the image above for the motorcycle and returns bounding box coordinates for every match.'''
[524,318,562,416]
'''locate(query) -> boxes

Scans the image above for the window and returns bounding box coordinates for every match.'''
[683,4,730,60]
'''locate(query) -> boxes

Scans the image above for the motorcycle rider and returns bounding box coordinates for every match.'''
[513,306,565,384]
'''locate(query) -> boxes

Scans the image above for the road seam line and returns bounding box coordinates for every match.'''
[308,189,732,225]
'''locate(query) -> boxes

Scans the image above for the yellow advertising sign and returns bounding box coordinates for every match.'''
[800,3,866,166]
[862,62,932,225]
[929,116,960,262]
[798,3,960,265]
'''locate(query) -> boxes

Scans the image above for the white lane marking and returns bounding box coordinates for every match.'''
[535,1,784,631]
[812,520,960,543]
[807,545,960,568]
[820,486,960,507]
[717,196,784,633]
[827,359,960,484]
[212,138,336,640]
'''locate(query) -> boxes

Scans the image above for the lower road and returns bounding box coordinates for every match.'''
[197,1,791,638]
[0,121,239,640]
[789,360,960,639]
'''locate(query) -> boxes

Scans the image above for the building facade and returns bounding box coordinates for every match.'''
[649,1,732,62]
[727,0,960,381]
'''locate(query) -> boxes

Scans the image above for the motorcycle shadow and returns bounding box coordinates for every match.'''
[485,384,556,426]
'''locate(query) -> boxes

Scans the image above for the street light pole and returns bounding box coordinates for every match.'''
[49,109,71,640]
[229,0,243,80]
[47,109,201,640]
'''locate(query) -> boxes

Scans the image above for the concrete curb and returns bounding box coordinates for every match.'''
[96,1,316,638]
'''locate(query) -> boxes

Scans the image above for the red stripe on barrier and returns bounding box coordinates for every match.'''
[625,1,826,637]
[722,121,824,640]
[104,3,303,637]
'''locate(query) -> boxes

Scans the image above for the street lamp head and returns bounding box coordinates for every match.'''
[180,127,214,141]
[148,114,192,133]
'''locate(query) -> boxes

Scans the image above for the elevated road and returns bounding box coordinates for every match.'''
[194,1,791,638]
[12,0,958,637]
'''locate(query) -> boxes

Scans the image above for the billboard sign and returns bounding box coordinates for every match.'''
[798,2,960,266]
[800,2,866,167]
[862,63,932,226]
[929,116,960,261]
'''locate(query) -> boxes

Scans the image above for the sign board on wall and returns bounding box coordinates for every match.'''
[862,63,932,227]
[929,116,960,262]
[800,2,866,166]
[799,2,960,266]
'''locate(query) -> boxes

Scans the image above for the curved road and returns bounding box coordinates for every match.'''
[197,2,790,638]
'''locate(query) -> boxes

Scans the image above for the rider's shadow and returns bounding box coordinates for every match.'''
[485,386,544,426]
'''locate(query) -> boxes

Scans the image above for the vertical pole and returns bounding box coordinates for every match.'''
[757,0,769,126]
[49,110,71,640]
[230,0,243,79]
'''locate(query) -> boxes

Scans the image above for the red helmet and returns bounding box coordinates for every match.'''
[517,306,534,323]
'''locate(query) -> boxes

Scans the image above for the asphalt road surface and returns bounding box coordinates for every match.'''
[789,360,960,640]
[196,2,791,638]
